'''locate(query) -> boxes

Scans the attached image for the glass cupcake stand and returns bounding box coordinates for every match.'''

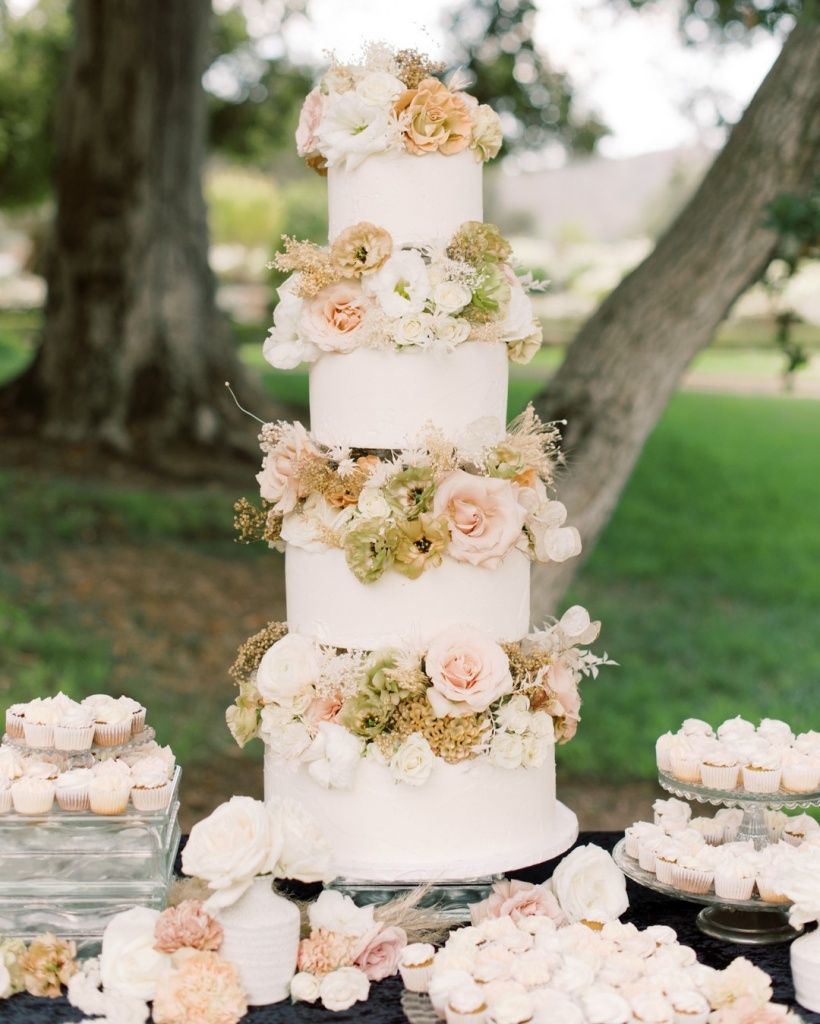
[612,770,820,946]
[0,730,181,955]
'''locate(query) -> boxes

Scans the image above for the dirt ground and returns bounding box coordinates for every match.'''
[4,435,665,836]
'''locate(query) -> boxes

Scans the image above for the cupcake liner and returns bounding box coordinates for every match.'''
[713,874,755,901]
[56,788,90,812]
[721,825,739,844]
[781,830,810,848]
[782,766,820,794]
[672,866,713,895]
[446,1005,488,1024]
[130,782,172,812]
[654,858,677,885]
[93,722,133,748]
[12,784,55,816]
[399,963,433,994]
[670,757,701,784]
[131,708,147,735]
[5,712,25,740]
[23,722,54,749]
[89,787,130,815]
[742,767,782,794]
[700,764,739,790]
[625,832,641,859]
[638,846,657,873]
[53,724,95,751]
[756,879,790,903]
[0,789,12,814]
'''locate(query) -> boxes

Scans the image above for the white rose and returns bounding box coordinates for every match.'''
[0,960,12,999]
[494,694,531,734]
[304,722,363,789]
[521,732,551,769]
[470,103,503,161]
[181,796,283,909]
[99,908,173,1000]
[269,795,335,883]
[319,966,370,1011]
[315,91,390,170]
[263,280,319,369]
[356,71,405,106]
[551,844,629,924]
[500,277,538,344]
[433,280,472,314]
[308,889,376,938]
[430,314,471,348]
[357,487,391,519]
[393,312,433,347]
[290,971,321,1003]
[528,710,556,739]
[390,732,435,786]
[364,249,430,317]
[489,731,525,769]
[262,715,312,764]
[256,634,320,706]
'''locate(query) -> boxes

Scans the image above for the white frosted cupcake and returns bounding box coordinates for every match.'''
[656,733,676,773]
[781,813,820,847]
[0,779,11,814]
[631,994,675,1024]
[713,857,756,901]
[89,774,131,815]
[742,754,782,794]
[445,981,488,1024]
[91,699,134,747]
[118,696,146,735]
[652,798,691,831]
[757,718,794,745]
[22,698,58,748]
[680,719,714,739]
[765,809,789,842]
[716,717,756,743]
[5,703,27,740]
[669,749,701,785]
[669,990,710,1024]
[53,703,96,751]
[653,841,681,885]
[781,752,820,794]
[714,808,744,844]
[755,870,790,904]
[699,751,739,791]
[485,992,534,1024]
[399,942,436,993]
[55,768,93,811]
[671,851,716,895]
[688,816,724,846]
[625,822,664,860]
[11,776,55,815]
[638,833,668,874]
[130,756,173,811]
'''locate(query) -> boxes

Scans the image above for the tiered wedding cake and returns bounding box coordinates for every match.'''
[228,45,610,882]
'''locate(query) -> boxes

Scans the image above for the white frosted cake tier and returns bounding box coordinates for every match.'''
[265,752,577,881]
[308,342,509,449]
[285,547,530,650]
[328,150,483,246]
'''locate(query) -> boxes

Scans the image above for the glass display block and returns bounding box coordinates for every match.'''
[0,766,182,950]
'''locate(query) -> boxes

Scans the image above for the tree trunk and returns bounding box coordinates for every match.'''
[0,0,268,459]
[531,19,820,618]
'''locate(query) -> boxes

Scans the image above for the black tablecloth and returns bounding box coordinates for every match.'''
[7,832,818,1023]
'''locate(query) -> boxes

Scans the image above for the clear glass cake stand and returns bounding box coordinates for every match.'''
[612,771,820,945]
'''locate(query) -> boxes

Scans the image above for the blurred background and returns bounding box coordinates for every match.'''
[1,0,818,831]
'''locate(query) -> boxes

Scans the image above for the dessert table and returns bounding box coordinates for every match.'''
[6,832,818,1023]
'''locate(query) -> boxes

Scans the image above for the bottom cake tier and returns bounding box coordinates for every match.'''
[265,749,577,882]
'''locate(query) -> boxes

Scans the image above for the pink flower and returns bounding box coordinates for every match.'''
[425,624,512,715]
[433,470,526,569]
[152,951,247,1024]
[303,695,344,734]
[296,88,324,158]
[154,901,223,954]
[470,880,568,927]
[353,925,407,982]
[302,280,368,353]
[297,929,358,977]
[256,421,319,514]
[541,659,581,742]
[715,996,797,1024]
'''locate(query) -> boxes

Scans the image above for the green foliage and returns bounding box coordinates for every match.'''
[0,0,71,209]
[622,0,805,40]
[445,0,608,159]
[205,167,286,249]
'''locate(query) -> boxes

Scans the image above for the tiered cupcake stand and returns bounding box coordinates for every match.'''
[0,729,181,954]
[612,770,820,945]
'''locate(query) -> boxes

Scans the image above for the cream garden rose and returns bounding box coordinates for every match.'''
[302,279,368,353]
[390,732,435,785]
[425,624,513,715]
[550,844,629,925]
[433,469,526,568]
[99,907,173,1000]
[255,633,320,706]
[318,966,370,1011]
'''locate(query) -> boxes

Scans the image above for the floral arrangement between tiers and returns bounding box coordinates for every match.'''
[235,407,582,584]
[264,221,544,369]
[296,43,503,172]
[226,608,613,785]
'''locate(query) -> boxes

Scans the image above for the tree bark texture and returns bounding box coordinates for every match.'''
[531,20,820,618]
[3,0,263,455]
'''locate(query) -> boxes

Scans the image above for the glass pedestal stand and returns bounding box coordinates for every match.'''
[330,800,579,923]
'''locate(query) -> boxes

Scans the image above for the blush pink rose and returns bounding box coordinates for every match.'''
[425,624,512,714]
[153,900,223,954]
[542,660,581,741]
[353,924,407,981]
[256,421,318,514]
[303,695,344,734]
[470,879,568,927]
[296,88,325,158]
[433,470,526,569]
[302,280,368,353]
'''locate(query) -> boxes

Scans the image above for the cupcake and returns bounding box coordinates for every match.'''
[781,752,820,794]
[781,813,820,847]
[699,750,739,791]
[445,981,488,1024]
[680,719,715,739]
[671,851,716,895]
[399,942,436,993]
[755,870,791,904]
[656,733,676,773]
[714,808,744,844]
[55,767,92,811]
[578,986,632,1024]
[118,696,146,735]
[22,698,58,749]
[669,990,710,1024]
[652,798,691,831]
[88,774,131,815]
[631,994,675,1024]
[53,703,96,751]
[653,841,680,885]
[688,816,724,846]
[757,718,795,745]
[11,776,55,815]
[90,699,134,747]
[716,717,756,743]
[485,992,534,1024]
[713,856,756,901]
[765,809,789,842]
[669,743,702,785]
[5,703,26,740]
[129,756,173,811]
[0,779,11,814]
[625,822,664,860]
[742,753,782,794]
[0,746,24,783]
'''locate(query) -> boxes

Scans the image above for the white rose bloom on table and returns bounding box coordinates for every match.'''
[308,889,376,939]
[550,844,629,925]
[255,633,320,707]
[290,971,321,1003]
[304,721,363,789]
[181,796,283,909]
[99,907,173,1000]
[318,965,370,1011]
[268,795,335,883]
[390,732,435,786]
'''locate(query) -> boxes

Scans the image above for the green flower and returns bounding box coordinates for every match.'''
[448,221,513,266]
[393,514,450,580]
[338,695,393,737]
[226,683,262,748]
[0,936,28,995]
[469,261,511,318]
[362,653,423,707]
[384,467,435,520]
[487,441,528,480]
[344,519,398,584]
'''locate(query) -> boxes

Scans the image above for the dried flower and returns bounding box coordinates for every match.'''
[152,951,247,1024]
[272,237,337,299]
[394,78,472,156]
[393,48,446,89]
[384,466,434,518]
[230,622,288,684]
[154,901,223,955]
[20,933,78,998]
[343,519,398,584]
[393,513,450,579]
[338,695,393,738]
[448,221,513,267]
[331,222,393,277]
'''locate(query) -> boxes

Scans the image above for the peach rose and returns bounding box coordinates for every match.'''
[353,924,407,981]
[394,78,472,156]
[425,624,512,714]
[433,470,526,568]
[302,280,368,353]
[303,695,344,733]
[296,88,324,159]
[153,901,223,954]
[152,951,246,1024]
[256,421,318,514]
[541,659,581,741]
[470,879,567,927]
